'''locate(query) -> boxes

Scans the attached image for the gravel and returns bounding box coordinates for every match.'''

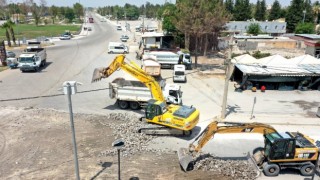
[98,112,164,157]
[194,155,258,180]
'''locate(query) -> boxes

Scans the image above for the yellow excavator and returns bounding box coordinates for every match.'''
[178,121,320,177]
[92,54,199,135]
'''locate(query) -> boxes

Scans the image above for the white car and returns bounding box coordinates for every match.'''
[59,35,71,40]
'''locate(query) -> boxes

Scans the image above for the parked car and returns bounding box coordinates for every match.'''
[121,35,129,39]
[117,25,122,30]
[88,27,92,31]
[59,35,71,40]
[120,35,129,42]
[6,51,16,58]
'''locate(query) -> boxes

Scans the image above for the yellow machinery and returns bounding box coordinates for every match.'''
[92,54,199,135]
[178,121,320,177]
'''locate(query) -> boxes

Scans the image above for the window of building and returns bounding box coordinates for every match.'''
[265,26,268,30]
[282,26,285,30]
[275,25,278,29]
[234,25,237,29]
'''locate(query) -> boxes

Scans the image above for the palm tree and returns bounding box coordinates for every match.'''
[313,5,320,24]
[7,20,16,46]
[1,22,12,47]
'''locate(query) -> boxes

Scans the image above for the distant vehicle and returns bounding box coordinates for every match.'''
[18,42,47,72]
[100,18,107,22]
[6,57,19,69]
[89,17,94,23]
[108,42,128,54]
[59,35,71,40]
[6,51,16,58]
[173,64,186,83]
[120,35,129,42]
[116,25,122,30]
[87,27,92,31]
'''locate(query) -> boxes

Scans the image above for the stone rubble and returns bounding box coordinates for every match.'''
[194,155,258,180]
[99,112,258,179]
[99,112,164,157]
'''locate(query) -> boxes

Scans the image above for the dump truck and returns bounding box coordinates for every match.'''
[109,78,183,110]
[18,42,47,72]
[141,55,161,77]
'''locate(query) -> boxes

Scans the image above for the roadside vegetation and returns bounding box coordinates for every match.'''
[0,24,80,40]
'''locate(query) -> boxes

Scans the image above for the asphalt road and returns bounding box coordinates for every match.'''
[0,13,320,180]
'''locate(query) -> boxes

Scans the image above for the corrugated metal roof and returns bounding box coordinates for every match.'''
[295,34,320,40]
[234,54,320,76]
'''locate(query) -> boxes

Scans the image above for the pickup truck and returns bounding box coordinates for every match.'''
[109,78,183,110]
[18,46,47,72]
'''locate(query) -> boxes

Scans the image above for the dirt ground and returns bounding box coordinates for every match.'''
[0,106,229,180]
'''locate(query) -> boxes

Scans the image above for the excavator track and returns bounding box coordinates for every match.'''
[137,123,192,137]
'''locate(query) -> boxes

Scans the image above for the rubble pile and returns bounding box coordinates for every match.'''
[99,112,160,157]
[194,156,257,180]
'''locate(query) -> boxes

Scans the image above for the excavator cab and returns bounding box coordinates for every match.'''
[145,99,167,120]
[264,132,296,161]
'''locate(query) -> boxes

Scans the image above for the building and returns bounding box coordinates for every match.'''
[290,34,320,58]
[232,54,320,90]
[226,20,287,36]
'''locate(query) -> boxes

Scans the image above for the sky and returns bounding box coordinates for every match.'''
[10,0,320,8]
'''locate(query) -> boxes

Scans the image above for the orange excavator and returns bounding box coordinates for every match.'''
[178,121,320,177]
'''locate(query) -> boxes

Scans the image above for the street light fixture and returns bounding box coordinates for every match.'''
[112,139,125,180]
[62,81,82,180]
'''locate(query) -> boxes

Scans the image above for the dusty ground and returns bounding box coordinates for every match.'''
[0,106,230,180]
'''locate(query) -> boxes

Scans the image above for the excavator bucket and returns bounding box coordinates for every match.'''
[91,67,105,83]
[177,148,194,172]
[246,152,261,178]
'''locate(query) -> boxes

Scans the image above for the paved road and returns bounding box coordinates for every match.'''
[1,13,320,179]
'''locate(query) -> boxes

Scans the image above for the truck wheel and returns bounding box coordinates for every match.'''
[118,100,129,109]
[263,162,280,176]
[300,163,315,176]
[109,51,113,54]
[42,60,46,67]
[129,102,140,110]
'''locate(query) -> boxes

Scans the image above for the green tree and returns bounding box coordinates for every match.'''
[254,0,261,20]
[73,3,83,19]
[225,0,234,14]
[7,20,16,46]
[175,0,230,67]
[286,0,313,32]
[161,3,177,33]
[233,0,252,21]
[295,22,315,33]
[268,0,282,20]
[65,7,75,22]
[313,1,320,24]
[49,5,58,24]
[1,22,11,47]
[247,23,261,35]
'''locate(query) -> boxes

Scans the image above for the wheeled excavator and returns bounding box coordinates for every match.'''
[178,121,320,177]
[92,54,199,135]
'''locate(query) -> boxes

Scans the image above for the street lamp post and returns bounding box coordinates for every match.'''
[303,10,306,23]
[63,81,81,180]
[112,139,125,180]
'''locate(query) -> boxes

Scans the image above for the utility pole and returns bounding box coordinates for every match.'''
[221,35,235,119]
[125,10,127,32]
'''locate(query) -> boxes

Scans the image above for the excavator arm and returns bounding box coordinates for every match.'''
[178,120,277,171]
[91,54,165,102]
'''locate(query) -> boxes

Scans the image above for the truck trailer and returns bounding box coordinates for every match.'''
[109,78,183,110]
